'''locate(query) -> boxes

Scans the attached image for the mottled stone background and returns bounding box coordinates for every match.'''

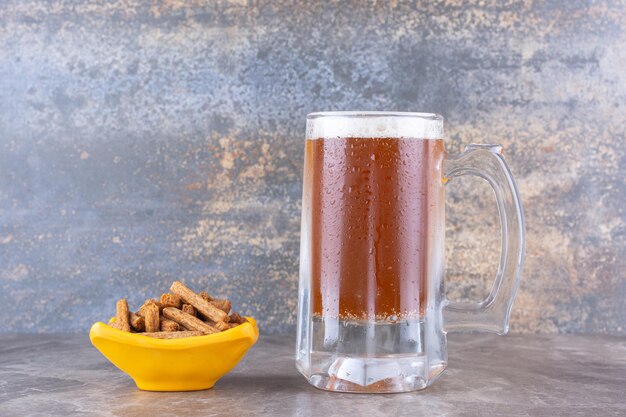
[0,1,624,334]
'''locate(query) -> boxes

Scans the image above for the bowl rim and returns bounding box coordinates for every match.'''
[89,317,258,350]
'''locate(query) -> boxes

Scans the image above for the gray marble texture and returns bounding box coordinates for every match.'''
[0,334,625,416]
[0,1,625,334]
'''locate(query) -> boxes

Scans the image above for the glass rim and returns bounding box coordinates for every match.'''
[306,111,443,121]
[306,111,444,139]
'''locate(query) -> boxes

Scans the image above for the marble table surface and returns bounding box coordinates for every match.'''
[0,333,624,416]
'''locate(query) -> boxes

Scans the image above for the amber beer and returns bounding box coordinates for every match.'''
[305,136,445,321]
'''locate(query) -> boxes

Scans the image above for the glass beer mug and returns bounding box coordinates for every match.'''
[296,112,525,393]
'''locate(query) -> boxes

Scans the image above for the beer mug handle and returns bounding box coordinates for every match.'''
[443,144,525,334]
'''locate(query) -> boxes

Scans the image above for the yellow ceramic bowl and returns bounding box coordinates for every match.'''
[89,317,258,391]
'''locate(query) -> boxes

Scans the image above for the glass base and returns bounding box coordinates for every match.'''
[306,356,447,393]
[297,316,448,393]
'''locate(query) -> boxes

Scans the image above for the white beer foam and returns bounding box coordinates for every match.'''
[306,112,444,140]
